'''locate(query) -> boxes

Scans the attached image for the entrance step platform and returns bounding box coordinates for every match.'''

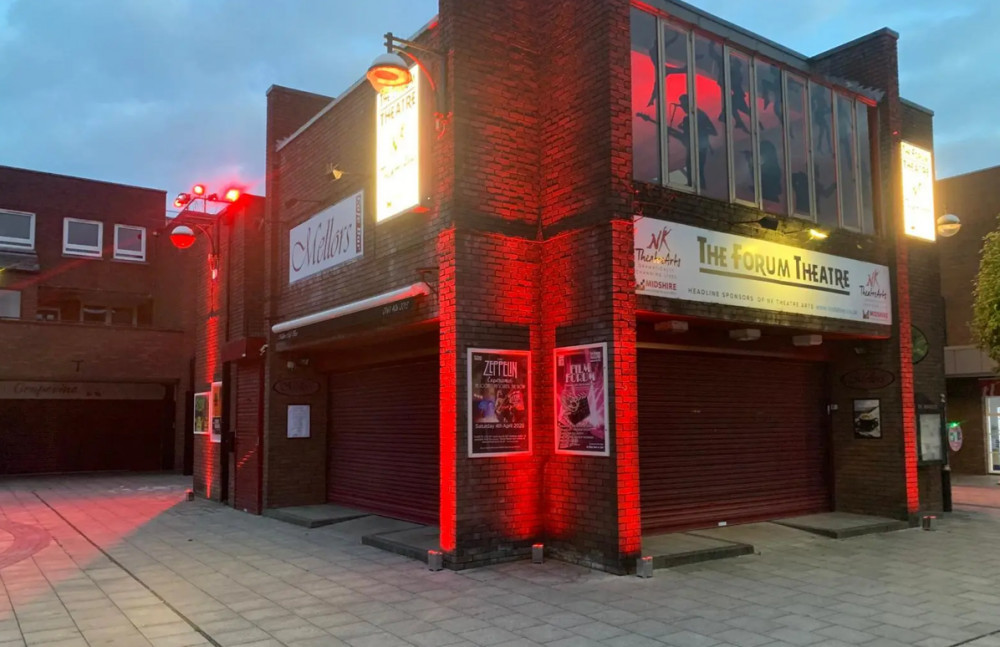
[262,504,369,529]
[774,512,908,539]
[362,525,440,563]
[642,532,754,569]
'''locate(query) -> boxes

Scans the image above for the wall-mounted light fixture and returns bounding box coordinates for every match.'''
[366,31,448,117]
[936,213,961,238]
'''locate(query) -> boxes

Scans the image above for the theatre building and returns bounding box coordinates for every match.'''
[196,0,949,572]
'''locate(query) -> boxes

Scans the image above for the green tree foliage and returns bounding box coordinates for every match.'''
[972,219,1000,364]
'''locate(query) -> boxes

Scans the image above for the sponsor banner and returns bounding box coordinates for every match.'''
[376,66,421,222]
[0,381,165,400]
[634,217,893,325]
[468,349,531,457]
[555,343,610,456]
[288,191,364,284]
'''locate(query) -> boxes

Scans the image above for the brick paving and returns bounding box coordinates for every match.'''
[1,473,1000,647]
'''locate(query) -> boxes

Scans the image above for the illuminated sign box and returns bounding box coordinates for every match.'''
[901,141,935,241]
[376,64,427,222]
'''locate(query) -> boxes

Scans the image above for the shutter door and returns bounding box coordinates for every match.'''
[328,357,439,524]
[0,398,168,475]
[639,350,830,532]
[233,362,262,514]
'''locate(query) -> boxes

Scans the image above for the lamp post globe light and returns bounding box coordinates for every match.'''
[936,213,961,238]
[167,183,244,279]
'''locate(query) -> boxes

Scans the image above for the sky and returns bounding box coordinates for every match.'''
[0,0,996,209]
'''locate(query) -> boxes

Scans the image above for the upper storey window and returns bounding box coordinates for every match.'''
[630,8,877,234]
[0,209,35,251]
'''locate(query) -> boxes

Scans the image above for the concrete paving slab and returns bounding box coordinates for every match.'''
[261,505,369,529]
[314,515,422,544]
[686,522,824,553]
[641,532,753,569]
[773,512,909,538]
[361,526,440,563]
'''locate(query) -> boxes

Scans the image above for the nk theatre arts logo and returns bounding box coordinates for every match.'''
[636,226,682,266]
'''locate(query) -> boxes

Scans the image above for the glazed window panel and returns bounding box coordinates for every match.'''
[836,93,860,229]
[630,8,661,184]
[786,75,812,218]
[755,59,785,215]
[662,22,693,188]
[694,35,728,200]
[728,50,755,203]
[810,83,838,228]
[857,102,875,234]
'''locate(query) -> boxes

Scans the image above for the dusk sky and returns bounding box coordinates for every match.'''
[1,0,996,208]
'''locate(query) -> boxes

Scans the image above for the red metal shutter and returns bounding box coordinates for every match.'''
[638,350,831,533]
[233,361,262,514]
[328,357,439,524]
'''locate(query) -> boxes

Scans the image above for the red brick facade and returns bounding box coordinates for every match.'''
[188,0,949,572]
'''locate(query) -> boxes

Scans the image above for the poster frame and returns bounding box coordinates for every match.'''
[210,381,222,444]
[852,398,882,439]
[193,392,209,435]
[554,342,611,457]
[467,348,532,458]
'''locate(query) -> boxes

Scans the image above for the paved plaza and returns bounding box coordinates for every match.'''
[1,474,1000,647]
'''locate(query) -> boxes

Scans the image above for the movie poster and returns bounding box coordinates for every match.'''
[853,399,881,439]
[210,382,222,443]
[193,392,209,434]
[468,349,531,457]
[555,343,610,456]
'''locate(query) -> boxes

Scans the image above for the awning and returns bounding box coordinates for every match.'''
[271,282,431,337]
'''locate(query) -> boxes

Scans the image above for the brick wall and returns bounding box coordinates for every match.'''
[937,166,1000,347]
[947,377,987,474]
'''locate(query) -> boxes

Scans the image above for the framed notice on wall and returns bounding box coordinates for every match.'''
[287,404,311,439]
[468,349,531,457]
[853,399,881,439]
[193,392,209,435]
[919,412,944,462]
[210,382,222,444]
[555,343,610,456]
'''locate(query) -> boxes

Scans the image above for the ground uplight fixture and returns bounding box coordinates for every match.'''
[936,213,961,238]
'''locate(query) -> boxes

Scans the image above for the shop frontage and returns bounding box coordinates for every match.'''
[638,350,830,532]
[327,355,440,523]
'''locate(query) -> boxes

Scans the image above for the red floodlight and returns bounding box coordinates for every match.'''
[192,184,206,196]
[168,225,197,249]
[173,197,185,208]
[224,188,241,202]
[174,193,191,208]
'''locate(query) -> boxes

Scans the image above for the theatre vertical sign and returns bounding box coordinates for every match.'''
[468,349,531,457]
[376,64,421,222]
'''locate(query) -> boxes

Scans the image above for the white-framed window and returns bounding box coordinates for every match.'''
[63,218,103,257]
[114,225,146,261]
[0,290,21,319]
[0,209,35,251]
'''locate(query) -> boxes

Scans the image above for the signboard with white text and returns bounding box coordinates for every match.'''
[288,191,363,284]
[634,217,893,325]
[376,65,421,222]
[901,141,935,241]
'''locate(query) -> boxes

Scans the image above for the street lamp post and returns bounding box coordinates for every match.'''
[168,184,243,280]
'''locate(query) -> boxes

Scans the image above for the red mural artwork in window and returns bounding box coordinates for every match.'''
[630,8,660,184]
[693,35,728,200]
[662,22,692,187]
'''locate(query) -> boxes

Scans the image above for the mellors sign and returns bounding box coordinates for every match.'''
[634,218,893,325]
[376,64,421,222]
[288,191,363,284]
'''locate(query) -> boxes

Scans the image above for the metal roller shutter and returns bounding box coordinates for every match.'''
[639,350,830,532]
[328,357,439,524]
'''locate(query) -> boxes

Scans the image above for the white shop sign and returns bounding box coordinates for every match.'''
[288,191,364,284]
[634,217,893,326]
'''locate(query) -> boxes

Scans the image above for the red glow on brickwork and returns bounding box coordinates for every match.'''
[438,227,457,552]
[612,220,641,556]
[895,240,920,512]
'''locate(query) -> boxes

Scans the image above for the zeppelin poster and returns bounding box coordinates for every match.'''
[468,349,531,457]
[555,343,610,456]
[634,217,893,325]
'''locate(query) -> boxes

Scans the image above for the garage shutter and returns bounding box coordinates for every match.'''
[639,350,830,532]
[328,357,439,524]
[0,399,169,475]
